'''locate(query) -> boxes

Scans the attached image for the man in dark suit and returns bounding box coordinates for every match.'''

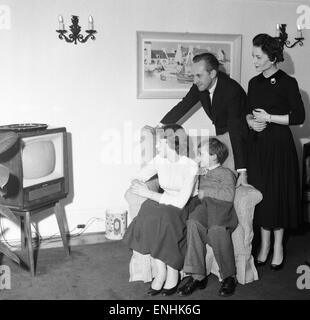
[159,52,248,186]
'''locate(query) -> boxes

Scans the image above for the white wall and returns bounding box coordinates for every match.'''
[0,0,309,241]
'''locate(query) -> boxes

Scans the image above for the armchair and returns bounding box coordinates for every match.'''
[125,127,262,284]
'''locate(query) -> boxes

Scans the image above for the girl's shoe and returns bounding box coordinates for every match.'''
[161,280,180,296]
[147,286,163,296]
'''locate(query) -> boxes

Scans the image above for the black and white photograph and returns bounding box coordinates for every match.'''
[0,0,310,307]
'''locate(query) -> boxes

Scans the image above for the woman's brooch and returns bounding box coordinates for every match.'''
[270,78,276,85]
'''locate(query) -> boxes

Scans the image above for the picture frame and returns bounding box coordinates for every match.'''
[137,31,242,99]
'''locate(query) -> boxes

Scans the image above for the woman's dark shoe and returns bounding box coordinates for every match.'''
[255,259,267,267]
[255,248,271,267]
[270,248,285,271]
[270,255,285,271]
[147,286,163,296]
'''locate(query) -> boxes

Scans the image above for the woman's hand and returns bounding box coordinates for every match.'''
[236,171,251,187]
[253,108,271,123]
[130,180,150,198]
[247,113,267,132]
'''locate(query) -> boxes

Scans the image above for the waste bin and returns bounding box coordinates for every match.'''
[105,207,127,240]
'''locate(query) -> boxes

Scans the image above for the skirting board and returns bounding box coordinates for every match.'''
[3,232,119,252]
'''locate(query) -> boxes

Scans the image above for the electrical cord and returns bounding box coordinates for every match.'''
[70,218,102,237]
[31,222,43,241]
[0,216,105,248]
[38,218,104,245]
[0,216,19,248]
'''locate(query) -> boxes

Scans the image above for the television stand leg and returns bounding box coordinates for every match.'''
[24,211,35,277]
[20,216,26,250]
[55,202,70,256]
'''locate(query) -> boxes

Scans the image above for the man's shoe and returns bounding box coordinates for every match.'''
[177,276,207,297]
[218,276,237,297]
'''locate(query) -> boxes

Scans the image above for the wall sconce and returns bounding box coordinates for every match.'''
[56,15,97,44]
[275,24,304,49]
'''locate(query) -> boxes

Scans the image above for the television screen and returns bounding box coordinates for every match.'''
[22,133,64,188]
[23,140,56,179]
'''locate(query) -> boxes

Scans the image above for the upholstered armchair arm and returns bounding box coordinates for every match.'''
[233,185,263,250]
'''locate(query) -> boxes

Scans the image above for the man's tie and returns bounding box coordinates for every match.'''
[206,90,212,117]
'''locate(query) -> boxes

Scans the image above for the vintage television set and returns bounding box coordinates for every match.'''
[0,125,69,211]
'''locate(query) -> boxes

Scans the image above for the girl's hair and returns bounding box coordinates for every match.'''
[252,33,284,63]
[157,124,189,156]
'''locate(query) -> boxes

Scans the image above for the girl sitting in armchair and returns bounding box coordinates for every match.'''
[123,124,198,296]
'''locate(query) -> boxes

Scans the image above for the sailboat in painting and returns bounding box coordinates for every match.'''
[176,45,194,83]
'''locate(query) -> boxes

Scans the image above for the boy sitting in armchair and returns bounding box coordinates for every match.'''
[178,137,238,297]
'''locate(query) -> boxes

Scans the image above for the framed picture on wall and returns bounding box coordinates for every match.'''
[137,31,242,99]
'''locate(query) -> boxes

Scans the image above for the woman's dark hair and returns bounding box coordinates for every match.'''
[157,123,189,156]
[252,33,284,63]
[199,137,228,165]
[192,52,220,72]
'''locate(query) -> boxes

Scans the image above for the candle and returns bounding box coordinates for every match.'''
[276,24,280,37]
[297,24,303,38]
[88,15,94,30]
[58,15,64,30]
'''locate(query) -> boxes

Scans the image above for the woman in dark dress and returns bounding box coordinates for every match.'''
[246,34,305,270]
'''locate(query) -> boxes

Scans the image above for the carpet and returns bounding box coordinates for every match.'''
[1,228,310,300]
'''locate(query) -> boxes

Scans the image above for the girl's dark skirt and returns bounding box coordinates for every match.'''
[123,199,190,270]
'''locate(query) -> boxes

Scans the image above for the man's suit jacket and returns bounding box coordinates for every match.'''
[160,71,248,170]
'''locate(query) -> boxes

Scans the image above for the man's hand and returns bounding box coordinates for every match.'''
[142,125,155,133]
[142,124,164,133]
[236,171,250,187]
